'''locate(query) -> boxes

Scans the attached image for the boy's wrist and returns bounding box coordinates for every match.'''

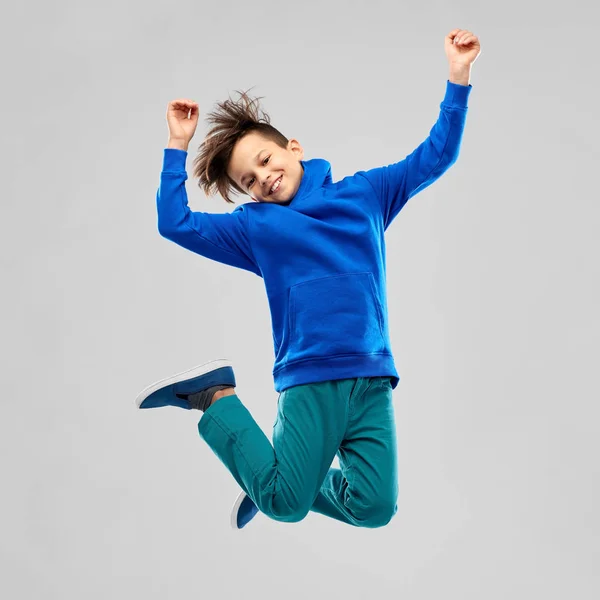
[448,63,472,86]
[167,138,189,151]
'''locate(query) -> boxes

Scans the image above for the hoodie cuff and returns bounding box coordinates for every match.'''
[163,148,188,171]
[443,80,472,108]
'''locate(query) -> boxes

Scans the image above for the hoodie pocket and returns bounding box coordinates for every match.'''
[288,272,385,361]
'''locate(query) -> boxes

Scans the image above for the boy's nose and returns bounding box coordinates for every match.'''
[262,176,273,192]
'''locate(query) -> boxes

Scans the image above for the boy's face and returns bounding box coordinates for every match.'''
[228,131,305,204]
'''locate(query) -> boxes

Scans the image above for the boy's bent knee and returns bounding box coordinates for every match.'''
[261,496,311,524]
[353,500,398,529]
[267,505,310,524]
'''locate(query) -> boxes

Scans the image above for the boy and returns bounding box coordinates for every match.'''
[136,29,481,530]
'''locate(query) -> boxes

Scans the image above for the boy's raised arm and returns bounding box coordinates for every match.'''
[155,99,260,276]
[356,29,481,230]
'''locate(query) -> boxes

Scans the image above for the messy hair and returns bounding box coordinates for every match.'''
[192,88,289,204]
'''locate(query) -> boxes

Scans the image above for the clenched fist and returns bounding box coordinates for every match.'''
[445,29,481,66]
[166,99,199,150]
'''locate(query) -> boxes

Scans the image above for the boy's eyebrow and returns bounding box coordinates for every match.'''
[241,149,268,186]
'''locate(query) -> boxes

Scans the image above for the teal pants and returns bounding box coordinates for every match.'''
[198,376,398,527]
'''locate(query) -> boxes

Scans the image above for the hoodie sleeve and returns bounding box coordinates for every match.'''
[156,149,261,276]
[356,80,472,230]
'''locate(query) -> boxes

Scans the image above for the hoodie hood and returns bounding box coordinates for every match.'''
[288,158,333,205]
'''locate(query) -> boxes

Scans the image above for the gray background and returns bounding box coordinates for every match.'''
[2,0,599,598]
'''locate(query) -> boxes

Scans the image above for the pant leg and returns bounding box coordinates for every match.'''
[311,376,399,528]
[197,379,353,523]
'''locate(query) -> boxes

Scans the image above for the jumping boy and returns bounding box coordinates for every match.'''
[136,29,481,530]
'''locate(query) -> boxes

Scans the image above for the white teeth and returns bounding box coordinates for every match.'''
[270,176,282,194]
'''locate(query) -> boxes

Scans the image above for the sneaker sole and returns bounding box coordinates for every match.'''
[230,490,259,530]
[135,358,233,409]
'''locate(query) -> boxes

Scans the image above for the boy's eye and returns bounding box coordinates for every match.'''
[247,156,270,188]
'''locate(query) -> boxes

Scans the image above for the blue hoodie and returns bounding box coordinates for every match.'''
[157,80,472,392]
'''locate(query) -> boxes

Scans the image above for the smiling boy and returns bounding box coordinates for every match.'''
[136,29,481,530]
[228,134,304,204]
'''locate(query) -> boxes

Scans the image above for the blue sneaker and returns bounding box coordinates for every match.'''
[135,359,235,410]
[230,490,259,530]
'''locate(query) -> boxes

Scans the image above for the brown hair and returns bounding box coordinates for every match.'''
[192,89,289,204]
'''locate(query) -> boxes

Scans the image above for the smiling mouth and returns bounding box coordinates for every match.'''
[269,175,283,195]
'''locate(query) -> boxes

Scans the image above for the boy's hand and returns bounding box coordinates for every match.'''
[166,99,199,150]
[445,29,481,66]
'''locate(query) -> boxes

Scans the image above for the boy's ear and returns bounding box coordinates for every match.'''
[287,138,303,157]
